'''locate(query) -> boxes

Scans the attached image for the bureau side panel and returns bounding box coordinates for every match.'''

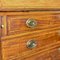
[0,16,2,60]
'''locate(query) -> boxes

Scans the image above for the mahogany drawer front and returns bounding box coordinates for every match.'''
[1,27,60,60]
[20,31,60,58]
[4,12,60,36]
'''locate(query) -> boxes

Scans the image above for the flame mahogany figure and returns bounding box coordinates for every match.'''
[0,0,60,60]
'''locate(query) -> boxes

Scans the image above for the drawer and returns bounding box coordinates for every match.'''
[20,31,59,58]
[19,30,60,58]
[1,28,60,60]
[2,12,60,36]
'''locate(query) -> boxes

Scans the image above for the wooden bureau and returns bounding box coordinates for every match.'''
[0,0,60,60]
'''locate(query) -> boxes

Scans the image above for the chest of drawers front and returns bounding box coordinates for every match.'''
[0,11,60,60]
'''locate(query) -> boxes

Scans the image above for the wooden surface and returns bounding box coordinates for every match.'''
[0,11,60,60]
[23,46,60,60]
[1,11,60,36]
[0,0,60,11]
[1,29,60,60]
[0,16,2,60]
[0,16,2,37]
[6,12,60,35]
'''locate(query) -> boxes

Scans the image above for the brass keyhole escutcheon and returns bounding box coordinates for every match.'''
[26,40,37,49]
[26,18,37,28]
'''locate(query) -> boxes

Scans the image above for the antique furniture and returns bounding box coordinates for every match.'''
[0,0,60,60]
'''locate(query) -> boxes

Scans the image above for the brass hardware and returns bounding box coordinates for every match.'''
[26,18,37,28]
[26,40,37,49]
[1,25,4,28]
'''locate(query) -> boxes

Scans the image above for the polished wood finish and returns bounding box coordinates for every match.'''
[1,29,60,60]
[6,12,60,35]
[0,0,60,60]
[0,17,1,35]
[1,12,60,36]
[0,11,60,60]
[0,16,2,60]
[23,46,60,60]
[0,0,60,11]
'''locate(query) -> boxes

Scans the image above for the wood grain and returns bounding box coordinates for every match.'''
[1,27,60,60]
[1,12,60,36]
[0,16,2,60]
[0,11,60,60]
[0,0,60,11]
[2,16,7,36]
[23,46,60,60]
